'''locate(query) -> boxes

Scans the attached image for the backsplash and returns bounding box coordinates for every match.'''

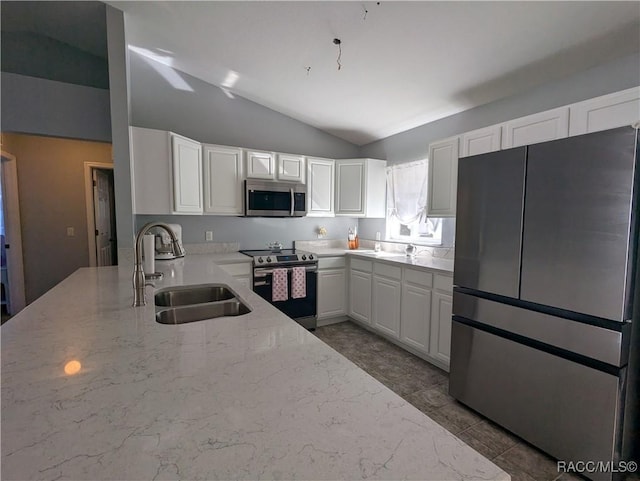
[135,215,358,249]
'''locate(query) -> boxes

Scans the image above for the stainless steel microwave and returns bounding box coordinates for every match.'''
[244,180,307,217]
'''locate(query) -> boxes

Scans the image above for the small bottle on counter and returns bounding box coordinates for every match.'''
[374,232,381,252]
[348,228,356,249]
[354,225,359,249]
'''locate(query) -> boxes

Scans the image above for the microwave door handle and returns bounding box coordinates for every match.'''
[290,188,294,216]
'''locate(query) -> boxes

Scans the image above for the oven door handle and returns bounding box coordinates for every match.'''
[254,265,317,277]
[290,188,294,216]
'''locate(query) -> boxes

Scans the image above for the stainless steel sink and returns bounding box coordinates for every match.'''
[154,284,236,307]
[156,299,251,325]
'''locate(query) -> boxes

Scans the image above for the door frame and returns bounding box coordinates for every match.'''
[84,162,114,267]
[0,150,26,314]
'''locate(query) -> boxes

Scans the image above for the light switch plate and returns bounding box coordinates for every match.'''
[205,231,213,241]
[66,227,75,237]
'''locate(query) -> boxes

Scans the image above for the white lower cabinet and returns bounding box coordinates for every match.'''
[317,257,346,320]
[346,257,453,371]
[372,263,402,338]
[349,258,373,324]
[400,269,433,353]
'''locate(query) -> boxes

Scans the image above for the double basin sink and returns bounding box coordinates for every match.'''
[154,284,251,324]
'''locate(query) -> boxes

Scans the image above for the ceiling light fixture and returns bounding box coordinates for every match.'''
[333,38,342,71]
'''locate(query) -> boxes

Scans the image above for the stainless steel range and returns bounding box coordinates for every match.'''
[240,247,318,330]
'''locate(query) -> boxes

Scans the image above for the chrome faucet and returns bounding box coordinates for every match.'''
[133,222,185,307]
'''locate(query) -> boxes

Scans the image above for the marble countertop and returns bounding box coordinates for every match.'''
[310,247,454,274]
[1,254,504,480]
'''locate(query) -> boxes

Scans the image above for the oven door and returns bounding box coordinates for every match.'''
[253,264,317,325]
[245,180,306,217]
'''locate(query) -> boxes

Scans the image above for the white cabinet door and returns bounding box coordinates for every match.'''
[569,87,640,136]
[427,136,459,217]
[400,283,432,353]
[277,153,305,183]
[372,275,402,338]
[501,107,569,149]
[460,125,502,157]
[317,268,346,319]
[335,160,365,216]
[171,133,202,213]
[307,157,335,217]
[335,159,387,218]
[203,144,244,215]
[349,268,372,324]
[429,291,452,368]
[246,150,276,179]
[130,126,172,215]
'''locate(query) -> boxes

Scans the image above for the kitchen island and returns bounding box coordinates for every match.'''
[1,254,508,480]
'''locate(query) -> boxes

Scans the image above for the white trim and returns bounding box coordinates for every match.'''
[84,162,114,267]
[1,151,26,314]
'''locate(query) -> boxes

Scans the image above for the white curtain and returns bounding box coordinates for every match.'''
[386,159,428,224]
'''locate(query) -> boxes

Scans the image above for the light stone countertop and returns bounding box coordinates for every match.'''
[309,247,454,274]
[1,254,505,481]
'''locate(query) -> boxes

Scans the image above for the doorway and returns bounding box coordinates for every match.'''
[84,162,117,267]
[0,151,27,319]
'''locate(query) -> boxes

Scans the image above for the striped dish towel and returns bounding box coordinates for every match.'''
[272,268,288,301]
[291,266,307,299]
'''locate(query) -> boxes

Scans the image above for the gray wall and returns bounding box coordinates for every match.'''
[106,5,134,250]
[0,72,111,142]
[136,215,357,250]
[359,53,640,164]
[129,53,360,159]
[1,31,109,89]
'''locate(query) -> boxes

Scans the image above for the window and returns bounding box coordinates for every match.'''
[386,159,442,245]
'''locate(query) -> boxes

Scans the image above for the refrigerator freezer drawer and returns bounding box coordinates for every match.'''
[450,321,623,481]
[453,291,629,367]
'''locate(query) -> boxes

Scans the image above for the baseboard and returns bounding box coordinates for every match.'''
[317,315,350,327]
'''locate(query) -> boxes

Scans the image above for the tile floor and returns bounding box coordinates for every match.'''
[314,320,588,481]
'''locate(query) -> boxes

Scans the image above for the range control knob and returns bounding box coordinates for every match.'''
[258,258,264,263]
[266,257,272,263]
[301,255,307,260]
[308,254,314,260]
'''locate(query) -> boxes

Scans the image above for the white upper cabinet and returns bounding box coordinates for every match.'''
[427,136,459,217]
[460,125,502,157]
[277,153,305,183]
[306,157,335,217]
[569,87,640,136]
[335,158,386,218]
[171,133,203,214]
[130,126,172,215]
[501,106,569,149]
[246,150,276,179]
[202,144,244,215]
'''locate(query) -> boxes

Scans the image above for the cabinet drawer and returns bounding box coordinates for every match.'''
[350,257,372,273]
[374,262,402,280]
[404,268,433,287]
[219,263,251,277]
[318,256,345,269]
[434,273,453,293]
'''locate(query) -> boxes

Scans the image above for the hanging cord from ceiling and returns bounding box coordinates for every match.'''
[363,6,368,20]
[333,38,342,70]
[305,66,311,76]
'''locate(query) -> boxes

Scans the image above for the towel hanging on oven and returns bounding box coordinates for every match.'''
[272,268,288,301]
[291,266,307,299]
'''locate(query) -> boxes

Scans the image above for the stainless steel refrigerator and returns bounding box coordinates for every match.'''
[450,126,639,481]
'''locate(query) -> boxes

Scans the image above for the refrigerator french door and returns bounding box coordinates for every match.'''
[450,126,638,481]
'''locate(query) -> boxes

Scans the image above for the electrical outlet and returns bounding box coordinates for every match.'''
[205,231,213,241]
[66,227,75,237]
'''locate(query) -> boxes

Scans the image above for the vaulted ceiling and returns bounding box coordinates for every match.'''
[4,1,640,146]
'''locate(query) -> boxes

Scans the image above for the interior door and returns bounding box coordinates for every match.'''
[93,169,115,266]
